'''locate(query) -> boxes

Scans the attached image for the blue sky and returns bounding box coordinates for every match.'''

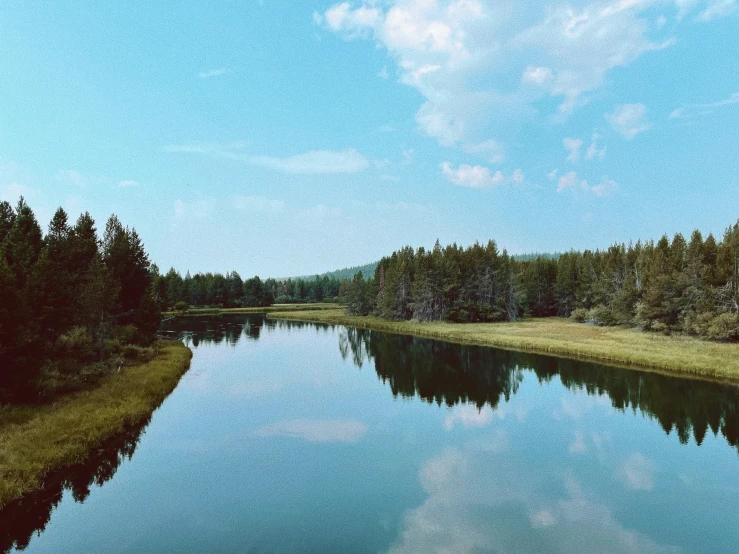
[1,0,737,277]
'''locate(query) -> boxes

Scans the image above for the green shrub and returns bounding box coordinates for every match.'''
[587,305,619,326]
[55,327,95,362]
[174,301,189,313]
[705,313,739,341]
[122,344,155,362]
[570,308,589,322]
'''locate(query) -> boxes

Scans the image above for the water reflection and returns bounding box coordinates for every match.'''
[160,315,333,348]
[163,315,739,453]
[0,418,149,553]
[338,327,739,453]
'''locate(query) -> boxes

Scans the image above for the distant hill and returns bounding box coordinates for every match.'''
[293,261,378,281]
[288,253,559,281]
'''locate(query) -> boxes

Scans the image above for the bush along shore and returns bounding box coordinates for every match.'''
[0,340,192,510]
[267,309,739,382]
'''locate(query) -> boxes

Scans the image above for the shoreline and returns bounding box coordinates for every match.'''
[0,340,192,510]
[266,309,739,383]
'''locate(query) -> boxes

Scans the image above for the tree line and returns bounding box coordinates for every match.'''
[343,220,739,341]
[154,270,344,309]
[0,198,161,400]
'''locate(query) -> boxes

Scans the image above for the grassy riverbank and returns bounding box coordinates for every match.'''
[163,303,340,318]
[0,340,192,509]
[268,309,739,382]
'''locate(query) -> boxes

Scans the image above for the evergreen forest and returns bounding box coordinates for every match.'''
[0,198,161,401]
[342,221,739,341]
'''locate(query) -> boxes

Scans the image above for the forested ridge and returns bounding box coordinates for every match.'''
[342,221,739,341]
[0,198,161,401]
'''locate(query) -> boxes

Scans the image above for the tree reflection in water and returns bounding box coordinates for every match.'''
[0,418,149,553]
[338,326,739,452]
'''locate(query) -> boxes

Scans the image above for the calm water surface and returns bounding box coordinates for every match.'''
[3,315,739,553]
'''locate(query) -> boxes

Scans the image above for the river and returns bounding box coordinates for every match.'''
[2,314,739,553]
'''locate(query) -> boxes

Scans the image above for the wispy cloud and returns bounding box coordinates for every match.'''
[669,91,739,119]
[606,104,651,139]
[248,149,369,174]
[698,0,737,21]
[198,67,232,79]
[164,141,249,160]
[585,134,606,160]
[557,171,618,197]
[119,179,137,187]
[563,138,583,162]
[165,142,369,174]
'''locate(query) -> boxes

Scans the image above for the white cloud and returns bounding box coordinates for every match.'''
[441,161,505,188]
[547,168,559,181]
[166,142,369,174]
[248,149,369,174]
[522,66,553,86]
[378,65,390,79]
[515,1,673,117]
[119,179,137,187]
[669,91,739,119]
[563,137,584,162]
[198,67,232,79]
[557,171,618,196]
[698,0,737,20]
[617,453,657,491]
[557,171,583,192]
[402,147,415,165]
[164,141,250,160]
[462,139,504,163]
[512,168,525,184]
[317,0,674,144]
[253,418,368,443]
[585,133,607,160]
[590,176,619,197]
[606,103,651,139]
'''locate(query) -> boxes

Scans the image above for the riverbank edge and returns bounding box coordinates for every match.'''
[0,340,193,509]
[267,309,739,383]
